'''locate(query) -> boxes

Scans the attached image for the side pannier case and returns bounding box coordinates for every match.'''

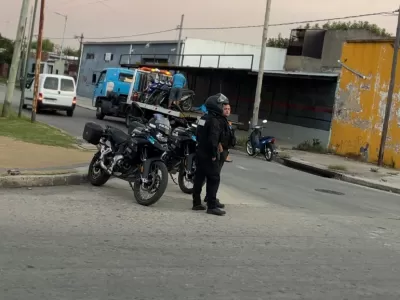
[82,122,103,145]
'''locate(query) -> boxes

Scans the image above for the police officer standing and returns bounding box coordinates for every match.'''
[192,93,229,216]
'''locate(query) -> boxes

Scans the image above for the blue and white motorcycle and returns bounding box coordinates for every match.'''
[246,120,278,161]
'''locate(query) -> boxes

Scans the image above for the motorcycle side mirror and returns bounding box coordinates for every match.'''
[262,120,268,124]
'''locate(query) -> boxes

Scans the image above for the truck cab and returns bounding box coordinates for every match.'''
[93,67,134,106]
[93,67,136,120]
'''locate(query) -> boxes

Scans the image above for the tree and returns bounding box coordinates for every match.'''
[31,38,54,52]
[63,47,80,57]
[0,34,14,64]
[267,33,289,49]
[298,20,391,37]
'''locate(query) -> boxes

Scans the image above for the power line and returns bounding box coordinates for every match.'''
[39,10,397,40]
[184,11,397,30]
[43,28,177,40]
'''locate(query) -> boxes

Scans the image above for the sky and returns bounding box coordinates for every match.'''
[0,0,398,50]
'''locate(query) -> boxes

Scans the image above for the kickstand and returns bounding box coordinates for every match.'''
[128,181,134,191]
[169,173,178,185]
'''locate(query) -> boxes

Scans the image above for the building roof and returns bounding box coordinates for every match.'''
[346,37,395,43]
[83,39,180,46]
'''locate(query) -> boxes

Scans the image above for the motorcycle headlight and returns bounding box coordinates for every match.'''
[156,132,168,143]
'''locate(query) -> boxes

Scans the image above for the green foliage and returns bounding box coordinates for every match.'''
[0,34,14,64]
[294,139,327,153]
[298,21,391,37]
[266,33,289,49]
[268,20,390,49]
[63,47,80,57]
[31,38,55,52]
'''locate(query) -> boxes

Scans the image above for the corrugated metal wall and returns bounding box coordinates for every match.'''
[184,69,337,131]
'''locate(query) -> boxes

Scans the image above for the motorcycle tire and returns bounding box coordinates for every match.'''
[178,169,194,194]
[88,152,111,186]
[133,160,169,206]
[246,140,256,156]
[181,96,193,112]
[264,144,274,162]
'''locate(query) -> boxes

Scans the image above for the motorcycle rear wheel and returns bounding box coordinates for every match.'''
[181,96,193,111]
[133,161,169,206]
[88,152,111,186]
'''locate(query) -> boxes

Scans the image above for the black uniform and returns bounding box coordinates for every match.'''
[217,116,233,173]
[193,113,222,208]
[192,93,229,216]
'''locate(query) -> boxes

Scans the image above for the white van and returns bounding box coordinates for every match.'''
[24,74,77,117]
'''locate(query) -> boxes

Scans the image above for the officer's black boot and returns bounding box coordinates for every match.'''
[204,196,225,209]
[192,194,206,211]
[206,198,226,216]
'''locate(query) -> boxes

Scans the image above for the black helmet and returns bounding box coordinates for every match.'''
[205,93,229,115]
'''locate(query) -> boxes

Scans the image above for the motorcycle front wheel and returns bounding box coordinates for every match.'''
[133,161,169,206]
[246,140,256,156]
[178,169,194,194]
[88,152,111,186]
[264,144,274,161]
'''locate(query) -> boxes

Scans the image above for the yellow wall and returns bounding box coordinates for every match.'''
[329,40,400,168]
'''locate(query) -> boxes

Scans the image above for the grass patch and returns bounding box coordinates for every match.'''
[294,139,328,153]
[327,164,348,171]
[0,104,77,148]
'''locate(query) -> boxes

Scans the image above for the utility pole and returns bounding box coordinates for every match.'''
[31,0,45,123]
[377,6,400,166]
[54,12,67,61]
[175,14,184,66]
[17,15,29,83]
[75,33,84,84]
[251,0,272,128]
[19,0,39,117]
[1,0,30,117]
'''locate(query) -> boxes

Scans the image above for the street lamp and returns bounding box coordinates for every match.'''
[54,11,67,61]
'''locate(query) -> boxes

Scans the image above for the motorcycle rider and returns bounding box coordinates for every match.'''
[192,93,229,216]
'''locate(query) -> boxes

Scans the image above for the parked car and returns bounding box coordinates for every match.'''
[23,74,77,117]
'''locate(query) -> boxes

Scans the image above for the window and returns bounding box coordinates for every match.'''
[92,74,97,84]
[118,73,133,83]
[86,53,95,59]
[97,71,106,84]
[43,77,59,90]
[60,79,75,92]
[104,53,114,61]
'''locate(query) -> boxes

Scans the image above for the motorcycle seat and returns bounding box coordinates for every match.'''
[108,127,130,145]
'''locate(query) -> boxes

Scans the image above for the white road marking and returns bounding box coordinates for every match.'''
[236,165,248,170]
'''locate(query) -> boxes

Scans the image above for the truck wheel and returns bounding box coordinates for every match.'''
[96,107,105,120]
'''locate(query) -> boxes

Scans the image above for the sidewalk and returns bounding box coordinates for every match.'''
[280,149,400,194]
[0,136,93,171]
[77,96,95,111]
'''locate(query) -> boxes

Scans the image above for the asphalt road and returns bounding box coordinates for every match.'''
[2,85,400,298]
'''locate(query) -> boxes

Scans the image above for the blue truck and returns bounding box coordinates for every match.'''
[92,67,144,121]
[92,67,202,127]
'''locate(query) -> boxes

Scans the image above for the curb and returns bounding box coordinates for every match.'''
[77,103,96,111]
[281,158,400,194]
[0,172,88,188]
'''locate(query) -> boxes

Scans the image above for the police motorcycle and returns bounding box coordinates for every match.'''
[82,115,171,206]
[246,119,278,161]
[166,117,198,194]
[129,114,198,194]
